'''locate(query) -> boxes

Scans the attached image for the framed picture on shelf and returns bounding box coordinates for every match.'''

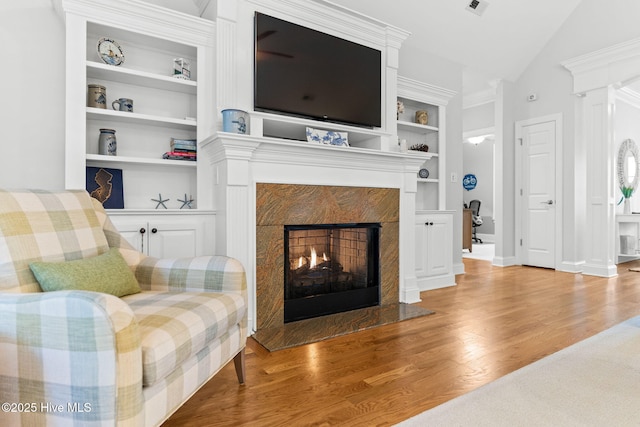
[86,166,124,209]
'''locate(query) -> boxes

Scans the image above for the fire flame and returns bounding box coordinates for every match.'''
[309,247,329,269]
[295,247,330,270]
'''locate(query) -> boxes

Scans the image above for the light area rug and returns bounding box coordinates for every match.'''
[396,316,640,426]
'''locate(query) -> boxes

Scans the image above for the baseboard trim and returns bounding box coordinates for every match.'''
[402,275,422,303]
[492,256,517,267]
[558,261,585,274]
[417,274,456,292]
[582,262,618,277]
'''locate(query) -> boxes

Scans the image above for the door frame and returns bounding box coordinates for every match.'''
[514,113,563,269]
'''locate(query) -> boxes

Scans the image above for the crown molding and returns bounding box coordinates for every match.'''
[397,76,457,106]
[60,0,215,46]
[247,0,409,49]
[562,36,640,94]
[617,86,640,110]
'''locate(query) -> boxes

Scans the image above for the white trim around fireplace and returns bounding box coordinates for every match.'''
[201,133,429,331]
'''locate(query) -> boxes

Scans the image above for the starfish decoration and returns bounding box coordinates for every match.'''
[152,193,169,209]
[178,193,194,209]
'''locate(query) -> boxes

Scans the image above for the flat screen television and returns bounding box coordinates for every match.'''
[254,12,382,128]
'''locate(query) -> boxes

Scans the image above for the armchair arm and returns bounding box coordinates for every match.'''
[134,256,247,296]
[0,291,144,426]
[92,197,146,268]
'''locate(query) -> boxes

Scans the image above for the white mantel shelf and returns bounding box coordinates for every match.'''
[201,133,428,331]
[201,132,432,173]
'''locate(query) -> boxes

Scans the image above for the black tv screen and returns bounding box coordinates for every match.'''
[254,12,382,128]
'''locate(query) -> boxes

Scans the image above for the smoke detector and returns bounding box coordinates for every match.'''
[465,0,489,16]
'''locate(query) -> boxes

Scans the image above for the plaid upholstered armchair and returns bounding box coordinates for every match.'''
[0,189,247,426]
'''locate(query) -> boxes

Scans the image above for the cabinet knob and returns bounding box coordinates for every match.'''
[425,222,434,226]
[140,228,146,234]
[151,228,158,234]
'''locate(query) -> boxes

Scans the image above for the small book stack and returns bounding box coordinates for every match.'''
[163,138,197,161]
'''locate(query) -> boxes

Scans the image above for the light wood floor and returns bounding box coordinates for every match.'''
[164,258,640,426]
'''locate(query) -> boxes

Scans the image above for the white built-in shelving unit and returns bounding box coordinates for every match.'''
[59,0,217,258]
[397,76,456,211]
[61,0,215,211]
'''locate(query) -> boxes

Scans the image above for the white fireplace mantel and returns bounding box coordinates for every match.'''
[201,133,429,331]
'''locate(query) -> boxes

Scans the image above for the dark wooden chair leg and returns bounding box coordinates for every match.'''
[233,348,246,384]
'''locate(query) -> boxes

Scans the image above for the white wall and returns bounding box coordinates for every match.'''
[511,0,640,268]
[463,102,494,132]
[0,1,65,189]
[463,102,495,235]
[615,98,640,214]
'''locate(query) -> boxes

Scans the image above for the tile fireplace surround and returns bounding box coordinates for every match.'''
[201,134,428,333]
[256,183,399,330]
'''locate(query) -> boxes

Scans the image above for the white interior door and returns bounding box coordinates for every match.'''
[520,120,556,268]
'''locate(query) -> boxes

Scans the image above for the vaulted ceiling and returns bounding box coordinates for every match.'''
[329,0,583,96]
[146,0,584,97]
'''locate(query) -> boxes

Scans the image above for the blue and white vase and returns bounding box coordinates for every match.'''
[98,128,117,156]
[221,109,249,134]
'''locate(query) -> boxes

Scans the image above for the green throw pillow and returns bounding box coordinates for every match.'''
[30,248,141,297]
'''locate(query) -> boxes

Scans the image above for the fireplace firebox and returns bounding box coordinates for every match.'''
[284,223,381,323]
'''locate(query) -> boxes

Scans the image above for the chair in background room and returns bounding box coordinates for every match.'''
[469,199,483,244]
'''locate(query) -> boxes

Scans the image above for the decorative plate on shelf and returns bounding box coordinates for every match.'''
[418,168,430,179]
[97,37,125,66]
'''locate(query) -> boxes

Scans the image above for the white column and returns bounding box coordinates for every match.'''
[215,2,238,115]
[384,28,407,151]
[562,36,640,275]
[400,161,421,303]
[582,86,617,277]
[200,135,260,329]
[493,80,517,266]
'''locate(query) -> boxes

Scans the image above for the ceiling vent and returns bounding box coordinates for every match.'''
[465,0,489,16]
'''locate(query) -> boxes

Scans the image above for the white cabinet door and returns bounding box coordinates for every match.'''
[424,216,452,277]
[109,214,213,258]
[147,219,204,258]
[109,217,147,253]
[415,211,455,290]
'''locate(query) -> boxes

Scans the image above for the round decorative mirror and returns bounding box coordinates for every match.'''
[617,138,640,200]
